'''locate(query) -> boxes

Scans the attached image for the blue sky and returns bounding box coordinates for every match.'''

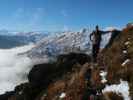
[0,0,132,31]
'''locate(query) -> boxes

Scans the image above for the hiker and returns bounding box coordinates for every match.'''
[90,25,112,63]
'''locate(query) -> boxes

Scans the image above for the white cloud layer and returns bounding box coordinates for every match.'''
[0,44,34,94]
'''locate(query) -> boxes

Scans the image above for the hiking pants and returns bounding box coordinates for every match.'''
[92,43,100,63]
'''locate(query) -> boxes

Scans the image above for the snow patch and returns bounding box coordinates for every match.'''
[125,41,130,46]
[123,50,128,54]
[59,92,66,99]
[121,59,130,66]
[99,70,107,83]
[102,80,131,100]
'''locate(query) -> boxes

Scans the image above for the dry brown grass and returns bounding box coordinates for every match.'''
[37,63,89,100]
[98,26,133,97]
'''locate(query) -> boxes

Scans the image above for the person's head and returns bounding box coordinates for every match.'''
[95,25,99,31]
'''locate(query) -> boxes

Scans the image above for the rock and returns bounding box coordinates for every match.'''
[28,53,90,88]
[0,91,15,100]
[57,52,90,65]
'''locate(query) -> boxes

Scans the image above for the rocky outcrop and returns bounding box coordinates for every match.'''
[28,52,91,87]
[0,91,15,100]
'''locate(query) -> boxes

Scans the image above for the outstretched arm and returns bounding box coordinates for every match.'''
[101,30,112,34]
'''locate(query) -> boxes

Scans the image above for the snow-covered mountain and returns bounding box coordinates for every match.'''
[25,28,113,63]
[26,29,90,59]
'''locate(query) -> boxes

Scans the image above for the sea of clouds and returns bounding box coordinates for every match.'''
[0,44,35,94]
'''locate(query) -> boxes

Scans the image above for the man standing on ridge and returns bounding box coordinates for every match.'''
[90,25,112,63]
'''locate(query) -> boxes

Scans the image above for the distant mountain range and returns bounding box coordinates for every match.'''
[0,31,50,49]
[0,28,113,58]
[0,35,28,48]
